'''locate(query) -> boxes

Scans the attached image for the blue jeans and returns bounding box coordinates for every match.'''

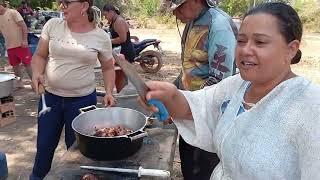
[0,152,8,180]
[30,91,97,180]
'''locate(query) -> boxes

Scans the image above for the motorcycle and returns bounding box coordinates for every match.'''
[132,38,163,73]
[104,28,163,73]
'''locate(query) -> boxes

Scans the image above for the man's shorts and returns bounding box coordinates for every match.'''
[7,46,32,66]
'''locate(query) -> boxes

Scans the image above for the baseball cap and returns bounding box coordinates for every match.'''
[168,0,187,10]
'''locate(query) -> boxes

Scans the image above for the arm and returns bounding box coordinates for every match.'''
[98,56,116,106]
[31,18,52,94]
[202,28,236,88]
[100,57,115,97]
[13,10,29,48]
[99,31,116,106]
[146,80,224,152]
[31,37,49,93]
[111,19,129,44]
[17,21,29,47]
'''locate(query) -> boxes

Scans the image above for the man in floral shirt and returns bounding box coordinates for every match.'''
[170,0,238,179]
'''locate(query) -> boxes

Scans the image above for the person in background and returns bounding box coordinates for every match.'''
[102,4,135,63]
[0,0,32,88]
[3,0,9,8]
[169,0,237,179]
[103,4,135,93]
[29,0,115,179]
[145,2,320,179]
[17,0,34,28]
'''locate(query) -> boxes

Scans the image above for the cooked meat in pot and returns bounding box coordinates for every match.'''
[81,173,98,180]
[93,125,134,137]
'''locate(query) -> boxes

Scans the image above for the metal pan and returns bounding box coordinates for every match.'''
[72,106,149,160]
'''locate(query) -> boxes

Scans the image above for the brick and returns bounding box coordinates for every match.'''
[0,108,16,128]
[0,102,15,114]
[0,96,14,105]
[0,116,16,127]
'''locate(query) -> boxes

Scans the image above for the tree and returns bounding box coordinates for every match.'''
[219,0,249,16]
[218,0,292,17]
[9,0,54,8]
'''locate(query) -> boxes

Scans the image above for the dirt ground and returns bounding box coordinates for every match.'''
[0,28,319,180]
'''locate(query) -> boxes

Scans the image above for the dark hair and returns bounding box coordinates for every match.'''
[245,2,303,64]
[103,4,121,15]
[79,0,94,22]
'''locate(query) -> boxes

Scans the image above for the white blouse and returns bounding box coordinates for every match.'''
[175,74,320,180]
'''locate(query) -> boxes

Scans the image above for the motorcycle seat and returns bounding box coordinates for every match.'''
[133,39,157,48]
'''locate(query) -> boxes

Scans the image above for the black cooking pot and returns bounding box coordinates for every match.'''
[72,106,149,160]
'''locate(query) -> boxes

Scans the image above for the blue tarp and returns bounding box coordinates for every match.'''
[28,33,40,55]
[0,152,8,180]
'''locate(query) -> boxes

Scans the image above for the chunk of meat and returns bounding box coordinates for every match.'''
[81,173,98,180]
[93,125,133,137]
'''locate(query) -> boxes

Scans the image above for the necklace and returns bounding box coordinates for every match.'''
[242,100,256,107]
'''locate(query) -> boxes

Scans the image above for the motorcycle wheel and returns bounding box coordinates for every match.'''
[139,50,163,73]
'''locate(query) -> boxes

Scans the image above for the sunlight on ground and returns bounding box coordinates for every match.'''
[292,59,320,84]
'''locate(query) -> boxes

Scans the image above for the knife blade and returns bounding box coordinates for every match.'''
[112,51,149,102]
[112,51,170,121]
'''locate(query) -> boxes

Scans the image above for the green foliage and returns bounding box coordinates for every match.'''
[218,0,249,17]
[218,0,292,17]
[154,14,176,28]
[295,1,320,32]
[8,0,319,32]
[9,0,54,8]
[141,0,160,16]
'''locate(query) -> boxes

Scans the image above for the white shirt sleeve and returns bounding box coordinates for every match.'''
[98,31,113,61]
[40,18,60,41]
[175,81,232,153]
[296,103,320,179]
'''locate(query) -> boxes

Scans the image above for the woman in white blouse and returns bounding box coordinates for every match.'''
[145,2,320,180]
[30,0,115,179]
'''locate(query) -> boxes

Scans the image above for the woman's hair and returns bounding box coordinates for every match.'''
[103,4,121,15]
[244,2,303,64]
[79,0,95,22]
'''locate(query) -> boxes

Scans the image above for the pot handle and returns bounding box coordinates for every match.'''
[79,105,97,113]
[128,131,148,141]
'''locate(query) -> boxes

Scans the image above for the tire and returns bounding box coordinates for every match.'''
[139,50,163,73]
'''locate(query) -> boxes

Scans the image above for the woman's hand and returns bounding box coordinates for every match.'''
[143,81,192,120]
[145,81,178,103]
[138,81,177,117]
[32,73,45,95]
[104,94,116,107]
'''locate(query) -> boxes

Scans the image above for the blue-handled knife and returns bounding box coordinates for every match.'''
[112,51,169,121]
